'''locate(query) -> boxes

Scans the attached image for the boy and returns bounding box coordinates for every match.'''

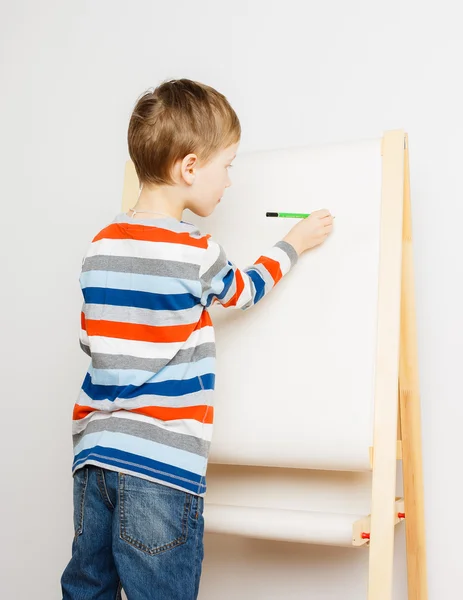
[61,79,333,600]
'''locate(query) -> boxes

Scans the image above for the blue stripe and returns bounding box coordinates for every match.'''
[82,372,215,401]
[247,268,266,303]
[216,265,235,300]
[74,431,205,473]
[72,446,206,494]
[80,270,201,297]
[205,263,234,307]
[82,287,198,311]
[88,357,216,386]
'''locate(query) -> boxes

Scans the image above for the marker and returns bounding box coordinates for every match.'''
[266,212,310,219]
[266,212,335,219]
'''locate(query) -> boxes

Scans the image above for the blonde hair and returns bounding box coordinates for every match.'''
[128,79,241,186]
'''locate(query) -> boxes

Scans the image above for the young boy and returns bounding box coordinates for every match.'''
[61,79,333,600]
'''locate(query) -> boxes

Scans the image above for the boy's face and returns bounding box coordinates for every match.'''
[184,142,239,217]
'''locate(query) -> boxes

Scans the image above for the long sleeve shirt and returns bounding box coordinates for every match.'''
[73,212,298,496]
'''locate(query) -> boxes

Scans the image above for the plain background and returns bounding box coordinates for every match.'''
[1,1,461,598]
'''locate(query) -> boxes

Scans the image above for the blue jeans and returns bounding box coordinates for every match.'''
[61,465,205,599]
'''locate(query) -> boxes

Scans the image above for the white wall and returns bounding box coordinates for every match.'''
[1,0,461,598]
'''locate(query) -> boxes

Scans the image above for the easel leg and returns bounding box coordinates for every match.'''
[121,160,140,212]
[368,131,406,600]
[399,135,428,599]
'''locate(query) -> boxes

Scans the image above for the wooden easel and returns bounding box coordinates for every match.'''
[360,131,428,599]
[120,130,427,599]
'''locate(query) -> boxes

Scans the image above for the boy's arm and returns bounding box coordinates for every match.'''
[199,238,298,310]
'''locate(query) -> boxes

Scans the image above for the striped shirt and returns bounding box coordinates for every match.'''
[72,212,298,496]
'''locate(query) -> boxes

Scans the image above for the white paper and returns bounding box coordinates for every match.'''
[188,138,382,471]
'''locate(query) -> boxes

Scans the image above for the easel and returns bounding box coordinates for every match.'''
[120,130,427,600]
[356,131,427,599]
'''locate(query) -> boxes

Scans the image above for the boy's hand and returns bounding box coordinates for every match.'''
[283,209,333,255]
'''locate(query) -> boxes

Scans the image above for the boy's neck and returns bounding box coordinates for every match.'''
[131,184,185,221]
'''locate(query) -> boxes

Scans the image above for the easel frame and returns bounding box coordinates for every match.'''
[120,131,427,599]
[368,131,428,599]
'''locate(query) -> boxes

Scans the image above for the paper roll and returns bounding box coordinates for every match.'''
[204,503,365,547]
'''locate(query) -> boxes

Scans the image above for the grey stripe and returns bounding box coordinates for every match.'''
[241,298,254,311]
[275,241,299,268]
[80,341,91,356]
[82,255,200,280]
[85,303,202,327]
[240,276,256,310]
[201,245,227,290]
[90,343,216,371]
[73,414,210,457]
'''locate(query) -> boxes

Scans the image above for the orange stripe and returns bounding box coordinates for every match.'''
[86,320,196,343]
[73,404,94,420]
[256,256,283,285]
[131,405,214,424]
[86,310,212,344]
[73,404,214,424]
[223,268,245,308]
[92,223,209,248]
[81,311,86,331]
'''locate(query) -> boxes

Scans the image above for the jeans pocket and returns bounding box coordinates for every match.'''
[72,467,89,538]
[119,473,194,555]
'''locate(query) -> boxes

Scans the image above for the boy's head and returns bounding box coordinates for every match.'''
[128,79,241,217]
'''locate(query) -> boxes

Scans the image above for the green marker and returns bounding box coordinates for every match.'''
[266,212,310,219]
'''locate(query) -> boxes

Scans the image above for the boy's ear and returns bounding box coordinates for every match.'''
[181,154,198,185]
